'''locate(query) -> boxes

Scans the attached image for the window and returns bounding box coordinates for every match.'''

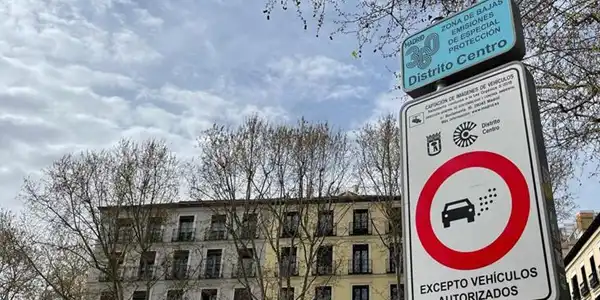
[388,244,402,273]
[138,251,156,280]
[167,290,184,300]
[100,291,115,300]
[581,265,590,296]
[590,256,598,278]
[351,209,369,235]
[316,210,334,236]
[571,275,581,300]
[351,244,370,274]
[173,216,195,242]
[132,291,148,300]
[101,251,125,281]
[147,217,163,242]
[117,218,134,242]
[315,246,333,275]
[315,286,332,300]
[234,288,252,300]
[590,256,599,288]
[204,249,222,278]
[201,289,218,300]
[206,214,227,240]
[352,285,369,300]
[235,248,256,278]
[391,284,404,300]
[387,207,402,235]
[169,250,189,279]
[280,287,294,300]
[241,214,258,239]
[282,212,299,237]
[280,247,298,277]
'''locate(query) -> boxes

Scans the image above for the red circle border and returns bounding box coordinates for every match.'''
[416,151,530,270]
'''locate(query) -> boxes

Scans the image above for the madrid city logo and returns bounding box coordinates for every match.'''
[405,32,440,70]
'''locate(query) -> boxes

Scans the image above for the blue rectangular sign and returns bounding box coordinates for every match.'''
[401,0,524,97]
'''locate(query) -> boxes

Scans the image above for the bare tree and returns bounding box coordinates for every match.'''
[353,114,403,298]
[187,115,355,300]
[18,138,202,300]
[0,209,41,300]
[261,0,599,212]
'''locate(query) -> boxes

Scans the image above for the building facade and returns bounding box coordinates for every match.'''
[87,193,403,300]
[564,211,600,300]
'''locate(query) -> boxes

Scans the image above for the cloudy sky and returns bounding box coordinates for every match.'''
[1,0,598,214]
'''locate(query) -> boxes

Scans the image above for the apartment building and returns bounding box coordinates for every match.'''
[564,211,600,300]
[562,211,599,257]
[87,193,403,300]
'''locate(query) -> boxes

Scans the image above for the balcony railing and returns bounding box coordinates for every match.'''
[147,228,163,243]
[349,221,371,236]
[117,228,134,243]
[239,228,259,239]
[315,224,336,237]
[280,225,298,238]
[200,264,223,279]
[98,269,125,282]
[127,265,158,281]
[386,221,402,235]
[386,258,402,273]
[278,262,299,277]
[589,273,599,289]
[348,259,372,275]
[231,263,257,278]
[204,228,228,241]
[166,264,189,280]
[311,261,336,276]
[580,282,590,297]
[171,228,196,242]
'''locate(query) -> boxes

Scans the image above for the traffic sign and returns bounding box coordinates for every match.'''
[401,0,525,98]
[400,62,568,300]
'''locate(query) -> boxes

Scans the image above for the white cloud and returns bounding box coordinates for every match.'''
[0,0,401,212]
[268,55,363,81]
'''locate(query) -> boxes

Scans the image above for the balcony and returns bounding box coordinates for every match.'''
[278,262,299,277]
[311,262,336,276]
[171,228,196,242]
[166,264,189,280]
[386,221,402,235]
[126,265,158,281]
[204,228,228,241]
[589,273,599,289]
[147,228,163,243]
[315,225,336,237]
[231,263,257,278]
[580,282,590,297]
[200,264,223,279]
[386,258,402,273]
[348,259,372,275]
[98,269,125,282]
[280,226,298,238]
[117,228,134,243]
[239,228,259,240]
[349,221,371,236]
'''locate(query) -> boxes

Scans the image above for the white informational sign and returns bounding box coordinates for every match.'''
[400,61,564,300]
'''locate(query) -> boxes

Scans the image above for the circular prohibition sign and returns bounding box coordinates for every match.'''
[416,151,530,270]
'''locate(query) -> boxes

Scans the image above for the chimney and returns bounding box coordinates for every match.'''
[576,210,595,232]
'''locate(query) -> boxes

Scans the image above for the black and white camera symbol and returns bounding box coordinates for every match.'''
[453,121,478,147]
[409,112,424,128]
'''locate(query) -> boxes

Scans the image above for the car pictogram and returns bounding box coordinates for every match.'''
[442,198,475,228]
